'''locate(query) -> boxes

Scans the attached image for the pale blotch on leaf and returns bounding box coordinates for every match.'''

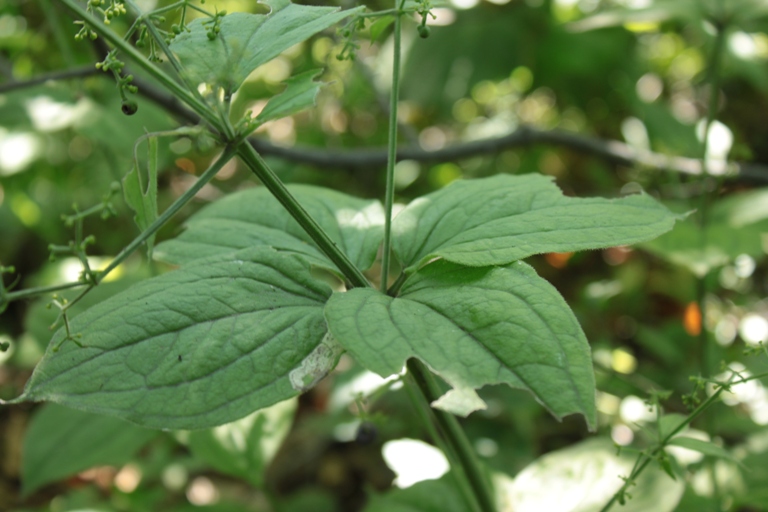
[289,332,344,391]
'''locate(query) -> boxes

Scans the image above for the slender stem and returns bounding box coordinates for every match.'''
[599,386,726,512]
[404,369,484,512]
[380,0,404,292]
[58,0,218,128]
[3,281,89,304]
[236,141,370,289]
[407,360,497,512]
[98,145,238,279]
[122,0,211,111]
[697,22,727,379]
[3,145,239,306]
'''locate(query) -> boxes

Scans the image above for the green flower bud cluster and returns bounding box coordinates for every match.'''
[203,10,227,41]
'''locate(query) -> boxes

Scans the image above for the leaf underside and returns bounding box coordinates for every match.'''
[17,247,332,430]
[393,173,683,273]
[17,174,681,429]
[325,260,597,430]
[170,0,364,94]
[154,184,385,273]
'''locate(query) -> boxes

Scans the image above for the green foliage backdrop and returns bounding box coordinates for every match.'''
[1,0,768,511]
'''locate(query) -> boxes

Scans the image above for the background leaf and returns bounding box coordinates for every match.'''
[123,136,159,259]
[667,437,739,463]
[392,174,682,272]
[170,2,364,94]
[16,247,331,430]
[643,189,768,276]
[21,403,158,495]
[364,474,465,512]
[325,260,597,429]
[154,185,384,272]
[254,70,325,125]
[187,398,297,487]
[506,438,685,512]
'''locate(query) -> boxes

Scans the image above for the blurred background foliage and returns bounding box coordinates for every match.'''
[1,0,768,510]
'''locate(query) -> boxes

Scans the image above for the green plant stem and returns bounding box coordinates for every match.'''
[3,146,238,307]
[380,0,404,292]
[50,6,493,510]
[2,281,89,304]
[122,0,212,114]
[407,360,498,512]
[58,0,218,128]
[404,367,484,512]
[599,386,726,512]
[235,142,370,288]
[99,145,238,278]
[378,6,493,509]
[697,21,727,379]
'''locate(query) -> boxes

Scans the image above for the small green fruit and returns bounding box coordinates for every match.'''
[121,99,138,116]
[418,24,431,39]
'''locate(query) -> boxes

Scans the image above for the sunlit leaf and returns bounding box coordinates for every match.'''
[667,437,739,463]
[508,439,684,512]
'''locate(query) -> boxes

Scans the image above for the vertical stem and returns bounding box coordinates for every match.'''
[697,21,726,379]
[697,18,727,511]
[408,361,498,512]
[380,0,404,292]
[98,145,239,279]
[404,369,483,512]
[58,0,218,127]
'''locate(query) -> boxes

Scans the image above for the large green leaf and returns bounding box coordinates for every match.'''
[154,185,384,272]
[169,0,364,94]
[325,260,597,429]
[392,174,681,273]
[15,247,335,430]
[187,398,297,487]
[22,403,158,495]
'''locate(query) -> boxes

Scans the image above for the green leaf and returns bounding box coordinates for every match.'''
[507,438,685,512]
[364,474,465,512]
[154,185,384,272]
[667,437,738,463]
[254,70,325,125]
[392,174,682,273]
[169,1,364,94]
[368,16,394,43]
[15,247,334,430]
[187,398,297,487]
[658,413,688,440]
[325,260,597,429]
[643,189,768,276]
[21,403,158,495]
[123,136,159,259]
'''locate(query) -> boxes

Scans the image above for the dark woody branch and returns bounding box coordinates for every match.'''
[4,66,767,182]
